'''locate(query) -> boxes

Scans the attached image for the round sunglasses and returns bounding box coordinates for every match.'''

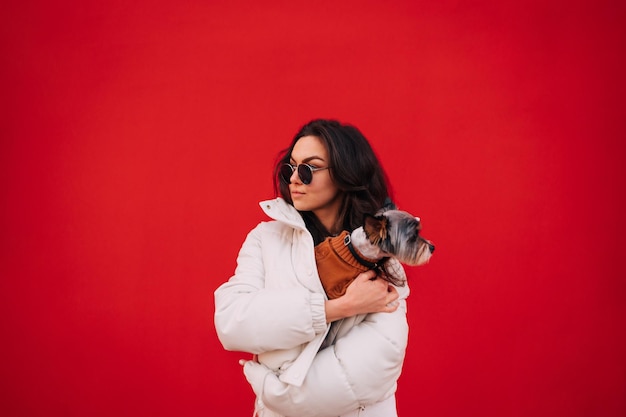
[280,163,330,185]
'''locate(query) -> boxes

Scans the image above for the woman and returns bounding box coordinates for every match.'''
[214,119,410,417]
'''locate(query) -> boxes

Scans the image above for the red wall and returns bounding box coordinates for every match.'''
[2,1,625,416]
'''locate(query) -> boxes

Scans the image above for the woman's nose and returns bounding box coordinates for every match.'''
[290,167,300,183]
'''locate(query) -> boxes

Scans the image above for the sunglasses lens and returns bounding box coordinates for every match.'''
[280,164,294,184]
[298,164,313,184]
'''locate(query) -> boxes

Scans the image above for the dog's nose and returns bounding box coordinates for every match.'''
[428,243,435,253]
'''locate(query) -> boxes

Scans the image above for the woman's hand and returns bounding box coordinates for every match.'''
[324,270,399,322]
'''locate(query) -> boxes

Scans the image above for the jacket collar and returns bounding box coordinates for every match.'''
[259,198,307,230]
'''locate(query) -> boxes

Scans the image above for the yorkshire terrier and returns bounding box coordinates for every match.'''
[315,205,435,299]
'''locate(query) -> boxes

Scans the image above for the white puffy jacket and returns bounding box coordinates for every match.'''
[214,198,410,417]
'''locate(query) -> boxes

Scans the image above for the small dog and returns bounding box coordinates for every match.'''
[315,206,435,299]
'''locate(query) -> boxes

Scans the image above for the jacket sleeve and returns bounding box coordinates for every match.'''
[243,283,410,417]
[214,223,327,354]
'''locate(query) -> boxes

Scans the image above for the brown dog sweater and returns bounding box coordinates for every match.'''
[314,230,383,299]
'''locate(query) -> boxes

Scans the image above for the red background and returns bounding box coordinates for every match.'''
[2,1,625,416]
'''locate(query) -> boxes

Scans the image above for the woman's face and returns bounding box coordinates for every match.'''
[287,135,342,229]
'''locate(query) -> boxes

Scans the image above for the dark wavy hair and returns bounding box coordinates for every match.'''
[273,119,393,245]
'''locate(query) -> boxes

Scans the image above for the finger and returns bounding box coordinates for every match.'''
[375,278,393,291]
[368,279,387,293]
[354,272,368,282]
[355,270,377,282]
[364,270,377,280]
[385,301,400,312]
[386,286,399,302]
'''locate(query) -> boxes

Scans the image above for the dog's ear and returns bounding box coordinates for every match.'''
[381,197,397,211]
[363,214,389,245]
[376,197,397,216]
